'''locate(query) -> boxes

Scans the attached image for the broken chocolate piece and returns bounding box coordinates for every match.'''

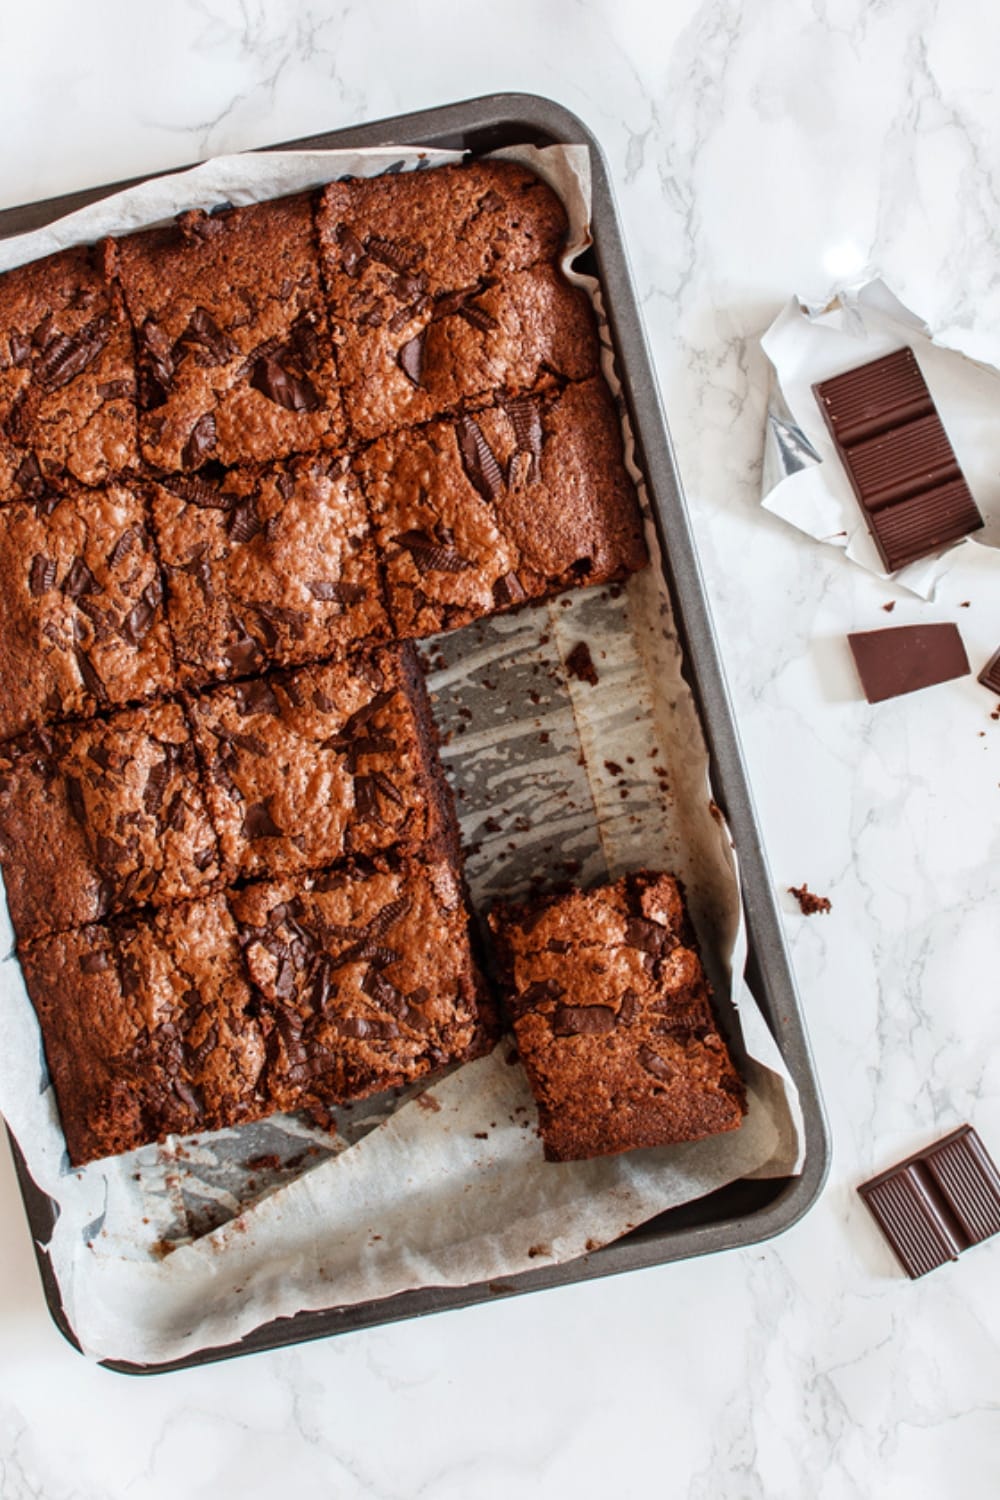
[977,646,1000,698]
[814,350,983,571]
[847,623,969,703]
[457,414,504,503]
[397,332,424,388]
[858,1125,1000,1278]
[565,640,599,686]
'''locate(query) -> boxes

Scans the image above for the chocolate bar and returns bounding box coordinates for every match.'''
[978,646,1000,697]
[847,622,969,703]
[814,349,983,571]
[858,1125,1000,1278]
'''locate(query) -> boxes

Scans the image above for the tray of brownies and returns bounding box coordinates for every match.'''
[0,94,827,1370]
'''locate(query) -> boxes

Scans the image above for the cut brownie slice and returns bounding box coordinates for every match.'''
[0,484,174,740]
[0,703,222,943]
[230,854,489,1112]
[187,645,451,883]
[356,377,647,638]
[21,896,267,1165]
[114,194,344,471]
[150,455,387,685]
[317,159,567,311]
[488,871,747,1162]
[0,241,137,498]
[331,262,599,444]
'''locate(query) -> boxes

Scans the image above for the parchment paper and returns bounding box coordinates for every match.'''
[0,144,802,1364]
[761,278,1000,598]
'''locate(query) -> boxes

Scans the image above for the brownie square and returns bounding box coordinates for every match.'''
[488,871,747,1162]
[187,645,452,883]
[355,377,647,638]
[330,262,599,444]
[150,455,387,685]
[230,855,488,1112]
[115,195,344,471]
[21,897,267,1165]
[317,159,567,309]
[0,241,138,498]
[0,702,222,944]
[0,483,174,740]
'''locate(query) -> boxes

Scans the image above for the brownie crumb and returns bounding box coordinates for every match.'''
[604,759,624,776]
[882,601,896,613]
[788,883,832,915]
[565,641,599,685]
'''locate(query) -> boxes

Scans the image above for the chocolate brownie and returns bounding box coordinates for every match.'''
[0,241,137,498]
[187,645,451,883]
[0,702,222,943]
[318,159,567,311]
[356,377,647,637]
[328,261,599,443]
[488,871,747,1162]
[114,194,344,471]
[20,896,267,1165]
[0,483,174,741]
[230,854,488,1111]
[150,455,387,685]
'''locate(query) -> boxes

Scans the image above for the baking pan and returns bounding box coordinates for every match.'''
[1,92,831,1372]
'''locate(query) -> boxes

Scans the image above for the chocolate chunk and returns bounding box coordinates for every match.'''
[234,678,281,716]
[848,623,969,703]
[35,316,109,390]
[28,554,57,596]
[814,350,984,570]
[361,966,405,1011]
[505,395,543,480]
[106,527,139,568]
[458,300,499,334]
[243,801,283,839]
[250,354,320,412]
[63,558,98,598]
[858,1125,1000,1279]
[179,307,235,364]
[307,579,366,603]
[638,1045,675,1082]
[565,641,599,686]
[366,234,422,274]
[181,411,218,469]
[337,225,368,275]
[456,415,504,503]
[492,571,527,608]
[143,755,171,813]
[977,647,1000,697]
[552,1004,617,1036]
[74,646,108,702]
[397,332,425,388]
[625,917,668,956]
[393,529,472,575]
[122,581,162,646]
[139,318,174,409]
[64,775,86,826]
[167,474,231,511]
[228,496,262,543]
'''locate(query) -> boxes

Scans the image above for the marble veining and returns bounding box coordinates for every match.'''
[1,1,998,1496]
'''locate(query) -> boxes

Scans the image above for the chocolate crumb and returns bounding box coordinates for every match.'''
[788,883,832,915]
[565,641,598,686]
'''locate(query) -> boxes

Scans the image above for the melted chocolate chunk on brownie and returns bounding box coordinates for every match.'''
[0,241,138,497]
[489,871,746,1162]
[115,194,344,470]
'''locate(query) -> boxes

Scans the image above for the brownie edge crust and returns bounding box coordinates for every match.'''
[488,871,747,1163]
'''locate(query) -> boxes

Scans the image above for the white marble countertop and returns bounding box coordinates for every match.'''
[2,2,998,1495]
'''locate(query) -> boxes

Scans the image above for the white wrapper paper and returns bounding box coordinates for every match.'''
[0,143,802,1364]
[761,278,1000,597]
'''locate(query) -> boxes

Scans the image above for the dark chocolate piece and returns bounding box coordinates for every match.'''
[814,349,983,571]
[858,1125,1000,1279]
[847,623,969,703]
[977,646,1000,697]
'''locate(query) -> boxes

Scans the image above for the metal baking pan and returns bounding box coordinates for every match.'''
[1,92,830,1373]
